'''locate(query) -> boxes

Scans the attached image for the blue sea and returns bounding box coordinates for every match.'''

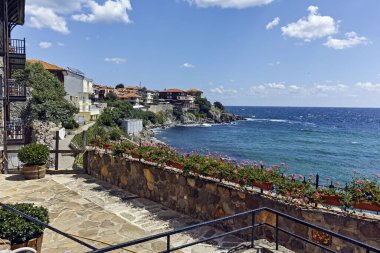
[154,107,380,183]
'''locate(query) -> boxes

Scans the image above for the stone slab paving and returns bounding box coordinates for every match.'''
[0,174,292,253]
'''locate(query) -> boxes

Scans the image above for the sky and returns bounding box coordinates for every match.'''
[12,0,380,107]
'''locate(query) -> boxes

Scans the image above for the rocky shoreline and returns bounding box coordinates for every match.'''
[139,108,245,144]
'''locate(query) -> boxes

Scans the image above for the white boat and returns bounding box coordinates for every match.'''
[201,123,212,127]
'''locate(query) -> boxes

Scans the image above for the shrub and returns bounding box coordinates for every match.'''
[213,101,225,111]
[0,203,49,245]
[109,127,124,141]
[62,119,79,129]
[18,143,50,165]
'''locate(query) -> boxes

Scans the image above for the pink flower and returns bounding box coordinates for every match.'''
[233,169,238,175]
[298,175,304,180]
[295,194,300,198]
[304,197,309,202]
[294,202,299,207]
[324,177,331,181]
[314,192,320,199]
[285,191,291,198]
[335,182,340,186]
[356,189,362,193]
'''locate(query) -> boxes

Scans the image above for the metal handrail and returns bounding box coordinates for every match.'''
[1,202,378,253]
[89,207,380,253]
[0,203,97,251]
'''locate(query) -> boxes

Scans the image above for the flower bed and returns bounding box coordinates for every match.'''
[89,140,380,213]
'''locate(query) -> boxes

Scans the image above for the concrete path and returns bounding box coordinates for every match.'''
[57,122,94,170]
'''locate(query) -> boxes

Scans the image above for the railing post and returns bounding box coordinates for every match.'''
[166,235,170,253]
[251,212,256,248]
[55,131,59,170]
[275,214,279,250]
[315,173,319,189]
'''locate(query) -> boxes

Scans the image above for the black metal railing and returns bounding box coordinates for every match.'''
[9,38,25,54]
[0,203,378,253]
[8,79,26,97]
[88,207,379,253]
[6,120,24,141]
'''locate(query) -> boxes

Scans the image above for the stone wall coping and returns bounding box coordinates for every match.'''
[88,149,380,222]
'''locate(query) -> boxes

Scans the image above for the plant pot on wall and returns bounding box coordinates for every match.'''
[353,202,380,212]
[251,181,273,191]
[320,195,342,206]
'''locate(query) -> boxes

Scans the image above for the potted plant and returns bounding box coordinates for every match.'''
[347,177,380,212]
[0,203,49,253]
[319,185,344,207]
[18,143,50,180]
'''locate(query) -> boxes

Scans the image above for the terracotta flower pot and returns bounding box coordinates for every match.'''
[320,195,342,206]
[168,160,184,170]
[11,235,43,253]
[353,202,380,212]
[251,181,273,191]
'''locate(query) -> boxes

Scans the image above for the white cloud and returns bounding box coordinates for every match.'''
[72,0,132,24]
[324,32,370,50]
[39,41,52,49]
[25,0,132,34]
[104,57,126,64]
[182,63,195,68]
[185,0,273,9]
[281,5,338,41]
[266,17,280,30]
[57,42,65,46]
[26,5,70,34]
[355,82,380,91]
[314,84,347,93]
[27,0,84,14]
[210,86,238,95]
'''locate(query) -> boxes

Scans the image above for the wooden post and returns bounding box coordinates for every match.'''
[55,131,59,170]
[82,130,87,151]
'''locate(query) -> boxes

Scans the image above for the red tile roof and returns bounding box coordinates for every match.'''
[27,59,65,71]
[160,88,186,93]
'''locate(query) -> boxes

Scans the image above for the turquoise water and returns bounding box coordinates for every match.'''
[154,107,380,183]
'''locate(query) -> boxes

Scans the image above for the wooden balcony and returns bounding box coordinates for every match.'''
[6,120,25,145]
[8,79,26,101]
[9,38,26,73]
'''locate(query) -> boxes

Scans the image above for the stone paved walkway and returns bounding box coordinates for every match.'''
[0,174,292,253]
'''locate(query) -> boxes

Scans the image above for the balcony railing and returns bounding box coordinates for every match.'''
[9,39,26,55]
[5,120,25,145]
[8,79,27,101]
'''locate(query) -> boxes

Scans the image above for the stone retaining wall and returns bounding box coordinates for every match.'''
[84,150,380,253]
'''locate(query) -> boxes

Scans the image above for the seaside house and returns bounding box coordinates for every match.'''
[116,92,142,105]
[93,84,115,101]
[64,67,100,122]
[159,89,187,103]
[1,0,27,146]
[186,88,203,98]
[27,59,66,83]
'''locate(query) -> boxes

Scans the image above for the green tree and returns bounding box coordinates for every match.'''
[213,101,225,111]
[105,91,117,102]
[115,83,124,89]
[195,97,212,115]
[14,62,78,125]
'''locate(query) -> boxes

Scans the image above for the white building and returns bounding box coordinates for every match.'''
[64,68,100,122]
